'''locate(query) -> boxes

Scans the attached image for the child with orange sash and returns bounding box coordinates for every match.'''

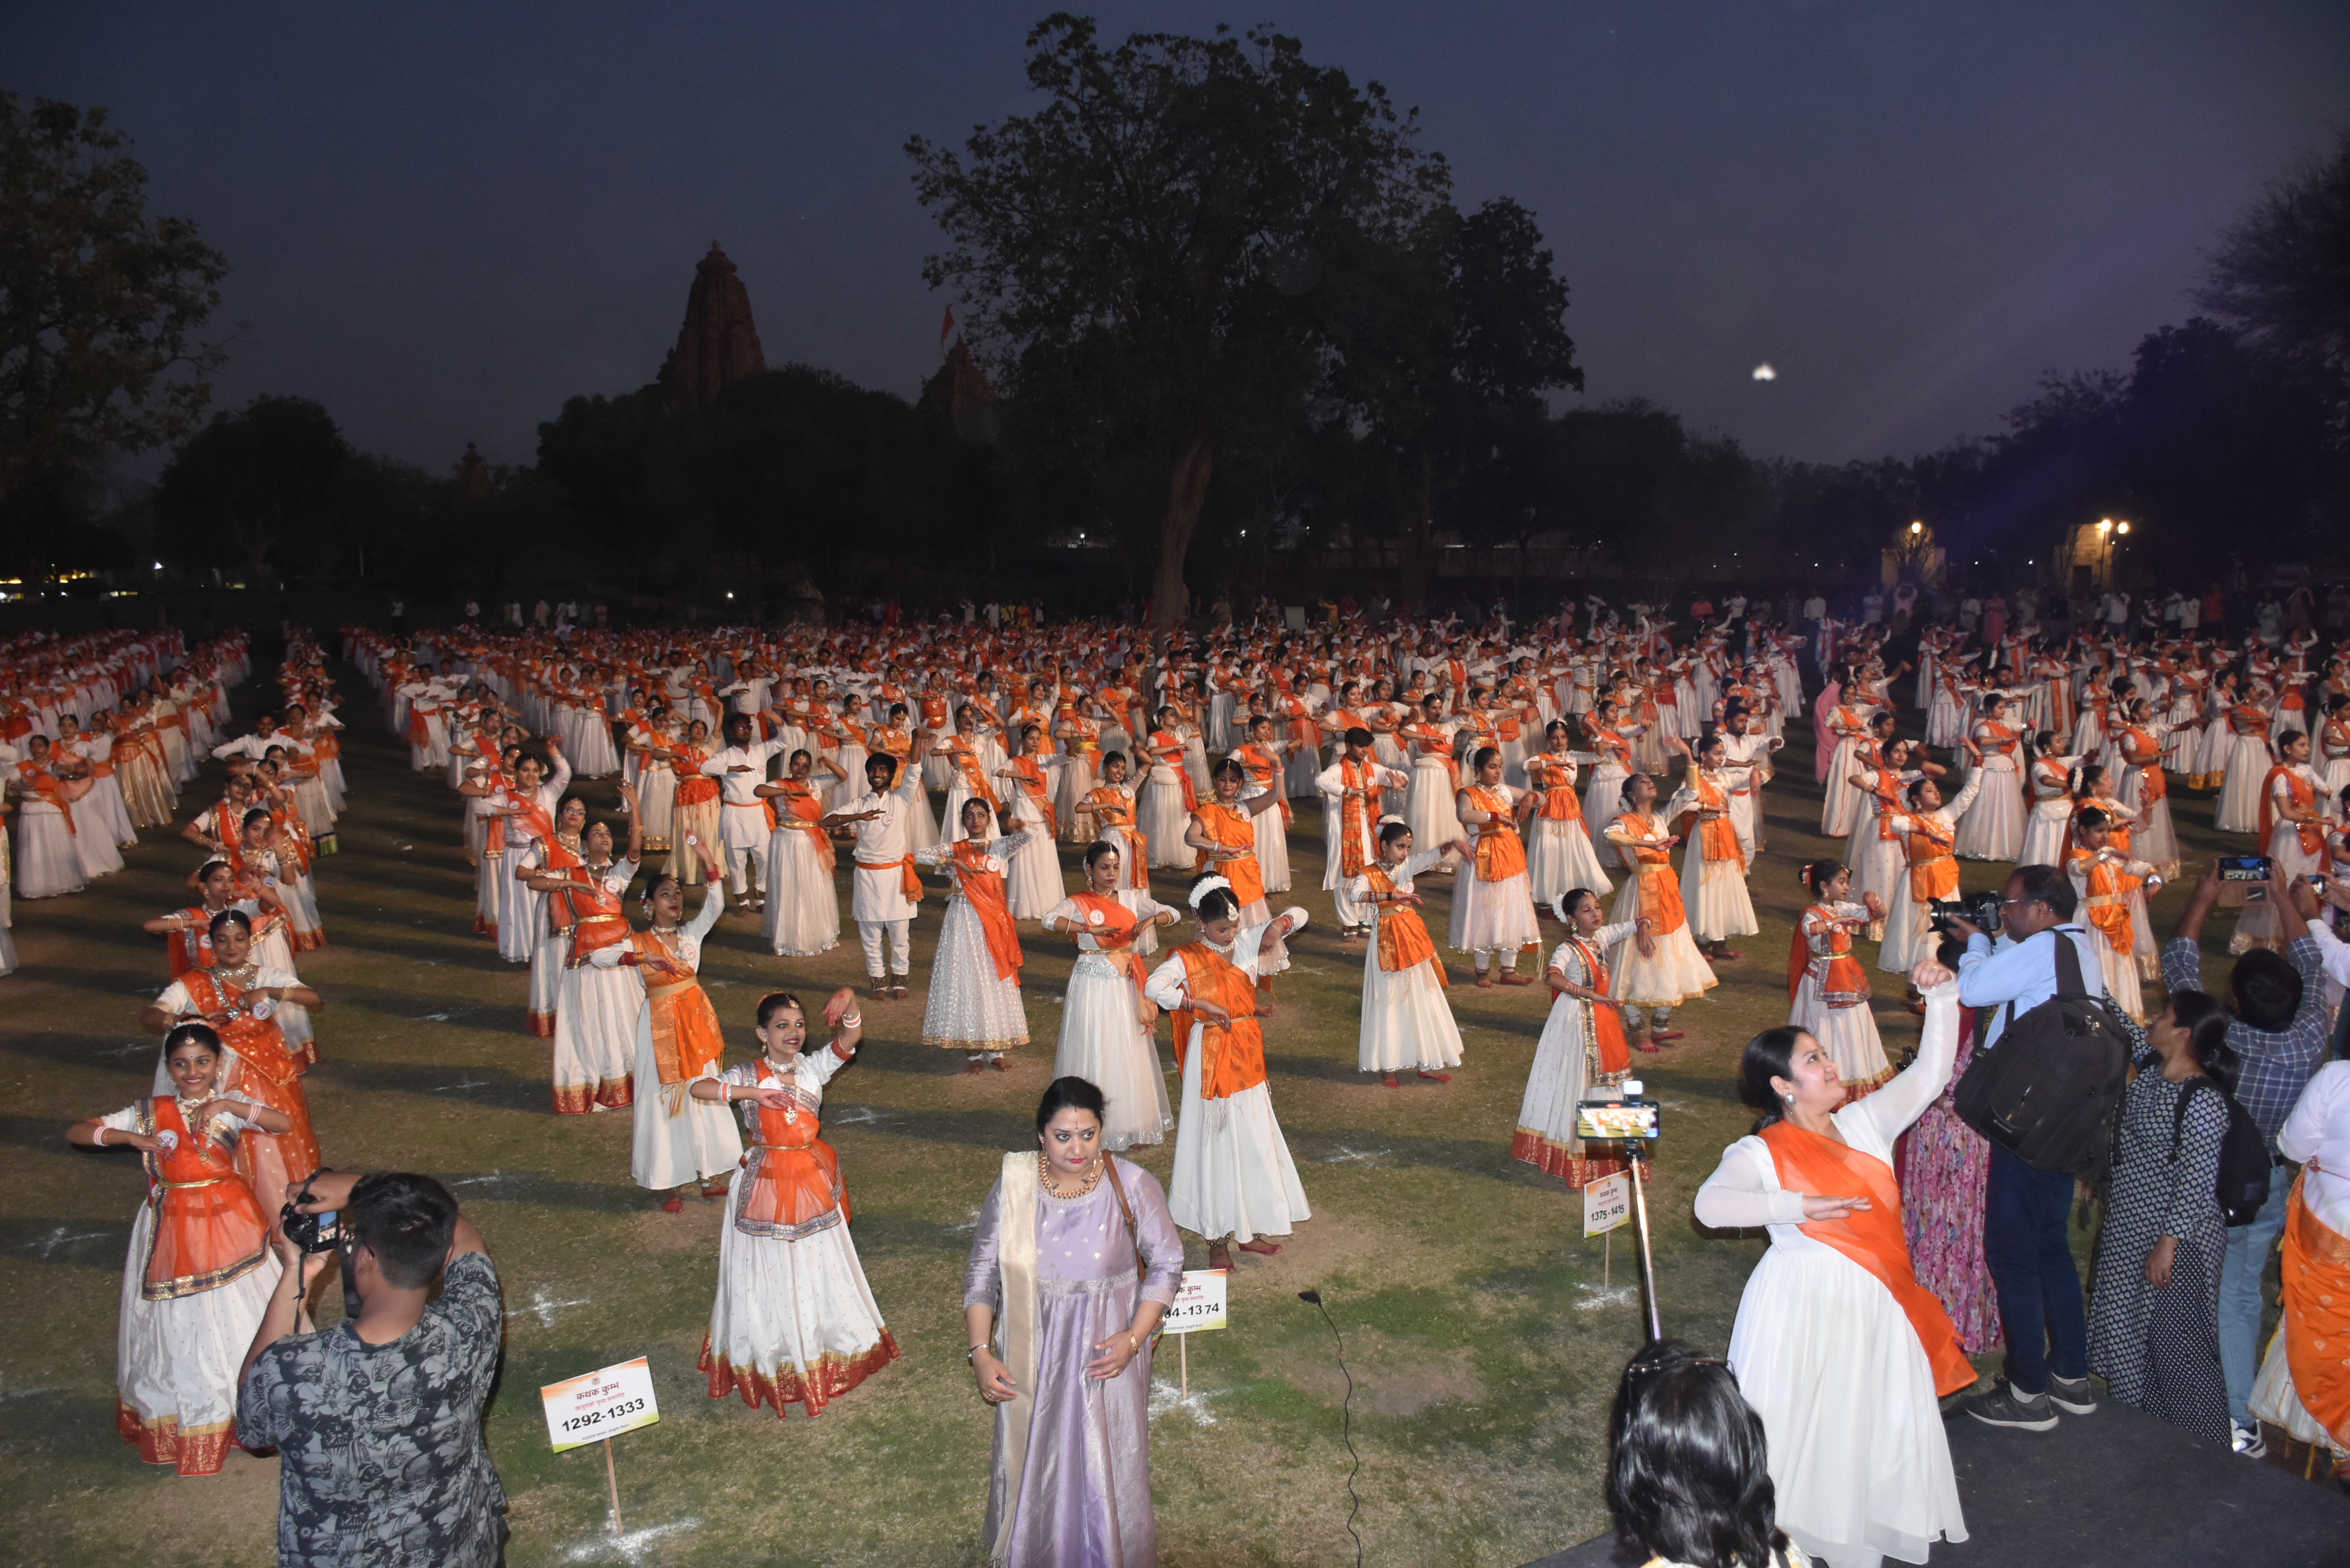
[1523,720,1612,905]
[1788,860,1891,1098]
[515,797,588,1036]
[1512,887,1652,1183]
[1350,820,1473,1086]
[1138,707,1197,868]
[71,1024,290,1475]
[621,841,745,1209]
[2065,808,2162,1021]
[1450,745,1544,985]
[2237,729,2328,953]
[994,724,1067,919]
[1665,734,1759,963]
[1316,728,1408,940]
[916,799,1034,1071]
[545,810,646,1114]
[690,987,898,1419]
[757,750,845,959]
[1695,964,1975,1568]
[1043,844,1180,1149]
[1233,712,1293,894]
[1876,768,1984,977]
[1144,877,1311,1273]
[1602,772,1717,1045]
[667,721,720,886]
[1186,757,1290,984]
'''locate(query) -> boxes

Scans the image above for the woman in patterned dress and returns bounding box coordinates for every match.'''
[1897,938,2002,1355]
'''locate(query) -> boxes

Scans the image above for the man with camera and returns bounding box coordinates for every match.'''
[1943,863,2110,1431]
[237,1172,507,1566]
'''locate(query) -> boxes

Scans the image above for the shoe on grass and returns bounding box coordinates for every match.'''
[1962,1380,2056,1431]
[2046,1373,2096,1415]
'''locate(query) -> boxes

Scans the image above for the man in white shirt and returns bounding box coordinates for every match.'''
[700,716,789,912]
[823,752,930,998]
[1715,707,1782,863]
[212,713,315,764]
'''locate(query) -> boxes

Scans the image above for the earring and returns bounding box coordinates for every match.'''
[1782,1093,1795,1105]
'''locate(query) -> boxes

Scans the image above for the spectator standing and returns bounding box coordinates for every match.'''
[1604,1341,1814,1568]
[1861,590,1885,627]
[237,1171,506,1566]
[2163,864,2330,1455]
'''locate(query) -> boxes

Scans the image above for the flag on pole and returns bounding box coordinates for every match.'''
[940,305,957,347]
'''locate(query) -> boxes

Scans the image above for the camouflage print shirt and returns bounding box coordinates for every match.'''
[236,1251,507,1567]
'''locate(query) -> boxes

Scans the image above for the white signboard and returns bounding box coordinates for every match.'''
[1161,1269,1229,1334]
[542,1356,660,1453]
[1583,1173,1633,1239]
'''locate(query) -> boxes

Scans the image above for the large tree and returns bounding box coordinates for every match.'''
[156,395,353,585]
[908,15,1442,632]
[0,95,229,509]
[2194,127,2350,422]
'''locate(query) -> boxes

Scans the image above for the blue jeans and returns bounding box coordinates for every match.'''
[1983,1143,2088,1396]
[2218,1171,2290,1426]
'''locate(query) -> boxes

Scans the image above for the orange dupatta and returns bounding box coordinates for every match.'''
[1560,936,1630,1078]
[1612,812,1686,935]
[633,928,726,1090]
[1171,941,1268,1100]
[135,1098,271,1299]
[1009,756,1058,837]
[2257,765,2330,863]
[1787,904,1870,1007]
[1758,1121,1977,1397]
[950,840,1024,984]
[1363,861,1444,985]
[1069,890,1154,1025]
[1194,801,1264,906]
[2280,1172,2350,1448]
[1332,755,1383,877]
[1464,785,1529,881]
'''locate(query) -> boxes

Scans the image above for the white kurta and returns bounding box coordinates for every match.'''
[625,889,746,1190]
[1347,849,1466,1073]
[1046,895,1177,1150]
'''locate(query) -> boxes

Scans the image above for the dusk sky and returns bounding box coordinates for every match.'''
[12,2,2349,475]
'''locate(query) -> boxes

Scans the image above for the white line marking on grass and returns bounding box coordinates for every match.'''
[26,1225,112,1256]
[0,1384,62,1400]
[1321,1145,1391,1166]
[1149,1378,1227,1425]
[561,1518,700,1562]
[827,1105,891,1125]
[450,1171,512,1187]
[944,1205,983,1235]
[529,1286,593,1328]
[432,1075,491,1093]
[96,1040,155,1057]
[1576,1284,1637,1311]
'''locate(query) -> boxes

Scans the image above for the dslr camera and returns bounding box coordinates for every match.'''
[1928,889,2003,936]
[280,1169,343,1254]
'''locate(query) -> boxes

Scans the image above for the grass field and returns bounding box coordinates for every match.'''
[0,663,2252,1567]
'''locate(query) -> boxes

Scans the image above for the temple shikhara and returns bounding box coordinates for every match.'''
[653,242,766,408]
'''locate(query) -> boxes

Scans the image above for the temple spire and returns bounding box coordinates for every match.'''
[653,242,766,408]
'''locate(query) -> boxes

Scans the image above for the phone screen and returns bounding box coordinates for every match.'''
[1576,1099,1660,1141]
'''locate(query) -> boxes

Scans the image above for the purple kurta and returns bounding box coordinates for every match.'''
[964,1157,1185,1567]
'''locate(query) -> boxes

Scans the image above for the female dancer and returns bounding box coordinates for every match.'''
[669,719,721,885]
[1143,877,1311,1271]
[1186,758,1289,982]
[2213,688,2276,834]
[1524,720,1611,906]
[544,809,646,1114]
[757,748,844,959]
[68,1023,288,1475]
[1876,770,1984,978]
[1579,700,1640,867]
[515,796,588,1036]
[2237,729,2326,953]
[143,858,286,978]
[1352,820,1473,1086]
[1788,861,1891,1098]
[1955,694,2026,861]
[1603,773,1717,1046]
[1451,746,1543,985]
[1400,694,1467,871]
[1138,707,1197,868]
[2116,699,2180,879]
[1041,843,1180,1150]
[964,1076,1184,1567]
[1694,964,1976,1568]
[1232,712,1293,894]
[994,724,1067,919]
[1080,752,1159,956]
[1669,732,1759,964]
[2017,732,2082,869]
[1512,887,1653,1185]
[619,844,746,1211]
[692,988,898,1417]
[915,799,1033,1071]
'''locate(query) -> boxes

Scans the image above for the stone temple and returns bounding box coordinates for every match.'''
[653,243,766,408]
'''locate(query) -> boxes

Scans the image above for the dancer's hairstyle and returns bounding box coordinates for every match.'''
[1904,776,1937,807]
[241,806,272,831]
[2163,989,2239,1089]
[2278,727,2307,753]
[1378,820,1412,847]
[2071,763,2107,798]
[1556,887,1600,922]
[789,748,812,770]
[754,990,802,1028]
[1211,756,1246,783]
[2076,805,2110,831]
[164,1021,224,1064]
[1546,719,1571,741]
[1605,1339,1787,1568]
[1619,771,1652,806]
[1471,745,1501,774]
[1736,1027,1805,1132]
[1035,1076,1108,1135]
[1798,859,1845,896]
[208,908,252,941]
[1082,839,1121,869]
[1344,726,1374,749]
[197,858,233,885]
[1188,872,1241,923]
[641,871,681,911]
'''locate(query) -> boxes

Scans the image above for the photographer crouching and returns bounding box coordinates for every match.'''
[236,1172,508,1566]
[1941,863,2110,1431]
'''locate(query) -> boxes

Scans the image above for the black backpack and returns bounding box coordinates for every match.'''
[2170,1078,2274,1227]
[1953,933,2134,1175]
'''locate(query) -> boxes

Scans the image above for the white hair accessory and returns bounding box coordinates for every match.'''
[1188,875,1234,910]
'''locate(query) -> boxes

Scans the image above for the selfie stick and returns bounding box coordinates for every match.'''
[1628,1140,1663,1344]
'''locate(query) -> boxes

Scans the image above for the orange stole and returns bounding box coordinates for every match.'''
[176,971,322,1186]
[1009,756,1058,836]
[136,1098,271,1299]
[633,929,725,1088]
[775,781,835,871]
[2070,849,2139,954]
[1332,757,1383,876]
[1363,862,1444,985]
[673,746,720,807]
[1195,802,1264,906]
[1758,1121,1976,1397]
[565,872,633,964]
[1070,890,1154,1024]
[951,841,1024,983]
[1149,732,1199,811]
[733,1059,848,1237]
[2257,765,2329,863]
[856,854,925,902]
[2280,1173,2350,1448]
[1528,756,1583,821]
[1464,786,1529,881]
[1171,941,1268,1100]
[1561,936,1630,1077]
[1614,813,1687,935]
[1906,816,1960,903]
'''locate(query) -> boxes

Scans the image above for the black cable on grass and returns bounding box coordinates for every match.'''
[1297,1289,1363,1568]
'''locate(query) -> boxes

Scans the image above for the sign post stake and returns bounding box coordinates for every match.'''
[1604,1228,1611,1290]
[1180,1333,1189,1399]
[603,1437,622,1537]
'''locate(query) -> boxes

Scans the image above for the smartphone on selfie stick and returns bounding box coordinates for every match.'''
[1577,1087,1664,1342]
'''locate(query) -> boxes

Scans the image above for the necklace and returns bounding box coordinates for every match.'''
[1039,1150,1103,1200]
[215,959,259,986]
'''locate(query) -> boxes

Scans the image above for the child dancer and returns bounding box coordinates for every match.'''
[1351,820,1473,1087]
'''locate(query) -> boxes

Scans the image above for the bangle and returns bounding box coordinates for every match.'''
[839,1012,862,1029]
[966,1344,989,1364]
[93,1126,106,1148]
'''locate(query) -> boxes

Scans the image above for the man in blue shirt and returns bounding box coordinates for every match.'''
[1944,863,2107,1431]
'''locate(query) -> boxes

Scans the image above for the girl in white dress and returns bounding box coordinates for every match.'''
[1450,746,1544,985]
[1603,773,1718,1044]
[1788,861,1892,1098]
[1042,844,1181,1150]
[756,751,844,959]
[1666,733,1760,962]
[1350,821,1472,1086]
[690,988,900,1417]
[623,847,746,1210]
[1876,769,1984,976]
[2017,734,2082,870]
[915,800,1033,1071]
[1694,968,1976,1568]
[69,1024,287,1475]
[1579,700,1641,868]
[1954,695,2025,861]
[994,725,1069,919]
[1523,722,1612,904]
[1512,889,1652,1186]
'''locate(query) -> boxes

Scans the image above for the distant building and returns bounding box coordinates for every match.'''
[918,340,1001,444]
[653,243,766,408]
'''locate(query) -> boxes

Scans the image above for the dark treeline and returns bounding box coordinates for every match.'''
[5,24,2346,616]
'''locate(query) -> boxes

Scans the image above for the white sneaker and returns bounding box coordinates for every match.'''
[2231,1422,2267,1459]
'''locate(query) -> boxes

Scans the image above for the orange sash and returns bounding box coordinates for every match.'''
[1689,771,1744,868]
[15,762,75,833]
[166,907,215,977]
[136,1099,271,1299]
[1613,813,1686,935]
[946,739,1001,810]
[1787,905,1871,1006]
[856,855,925,902]
[1084,786,1148,880]
[2070,848,2139,953]
[1528,755,1583,821]
[174,971,322,1182]
[1333,755,1383,877]
[775,780,835,871]
[734,1060,848,1236]
[1758,1121,1976,1397]
[2280,1173,2350,1448]
[1070,889,1154,1025]
[673,745,720,807]
[1906,816,1959,903]
[1238,743,1292,827]
[1150,732,1199,812]
[1172,941,1268,1100]
[565,869,633,964]
[634,928,725,1085]
[1009,756,1058,837]
[2258,765,2329,863]
[2120,728,2167,802]
[1195,801,1264,906]
[1363,862,1444,983]
[1559,937,1630,1078]
[950,841,1024,984]
[1464,786,1529,881]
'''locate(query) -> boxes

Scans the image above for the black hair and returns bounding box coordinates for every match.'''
[2010,862,2078,920]
[1211,756,1246,782]
[1188,871,1241,923]
[1620,771,1652,806]
[1904,776,1936,807]
[2071,762,2107,798]
[642,871,682,906]
[1100,750,1127,771]
[1736,1027,1804,1132]
[2164,988,2239,1090]
[164,1021,224,1062]
[1378,820,1413,847]
[208,908,252,941]
[1082,839,1122,869]
[346,1172,461,1292]
[1604,1340,1787,1568]
[197,858,233,884]
[1471,745,1501,774]
[1344,726,1374,748]
[755,990,803,1028]
[2278,727,2308,753]
[1558,886,1600,921]
[241,806,272,831]
[2075,805,2110,831]
[2231,948,2305,1033]
[1035,1075,1108,1135]
[1798,859,1845,896]
[865,752,900,782]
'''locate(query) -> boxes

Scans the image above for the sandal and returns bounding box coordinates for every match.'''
[1236,1237,1282,1256]
[1382,1072,1402,1088]
[661,1196,685,1214]
[1416,1070,1453,1083]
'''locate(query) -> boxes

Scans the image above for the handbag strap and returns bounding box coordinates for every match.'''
[1100,1154,1149,1286]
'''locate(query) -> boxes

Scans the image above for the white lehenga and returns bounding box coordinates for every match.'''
[1349,849,1466,1074]
[914,835,1033,1053]
[1046,899,1178,1150]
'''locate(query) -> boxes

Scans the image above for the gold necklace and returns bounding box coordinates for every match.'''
[1039,1150,1103,1200]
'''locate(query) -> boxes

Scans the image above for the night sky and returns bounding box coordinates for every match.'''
[11,3,2349,474]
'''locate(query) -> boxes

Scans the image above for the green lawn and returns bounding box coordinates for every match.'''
[0,671,2249,1566]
